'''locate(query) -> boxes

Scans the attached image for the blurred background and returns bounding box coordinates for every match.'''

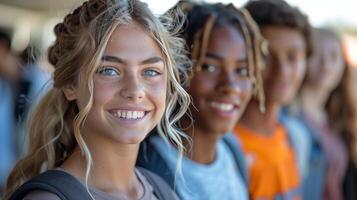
[0,0,356,68]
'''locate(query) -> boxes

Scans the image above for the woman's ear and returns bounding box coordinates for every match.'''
[62,85,78,101]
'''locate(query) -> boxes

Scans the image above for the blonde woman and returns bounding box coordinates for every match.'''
[3,0,190,199]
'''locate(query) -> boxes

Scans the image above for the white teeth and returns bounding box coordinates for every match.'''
[210,102,234,111]
[111,111,145,119]
[127,111,132,119]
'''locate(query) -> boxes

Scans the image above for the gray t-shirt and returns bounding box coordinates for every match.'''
[150,136,249,200]
[23,168,159,200]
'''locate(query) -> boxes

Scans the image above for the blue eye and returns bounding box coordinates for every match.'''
[97,67,120,76]
[143,69,161,77]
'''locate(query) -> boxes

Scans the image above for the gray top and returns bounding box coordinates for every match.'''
[23,168,159,200]
[150,136,249,200]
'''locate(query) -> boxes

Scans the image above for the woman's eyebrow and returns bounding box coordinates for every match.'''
[140,56,164,65]
[206,53,248,64]
[102,55,125,64]
[101,55,163,65]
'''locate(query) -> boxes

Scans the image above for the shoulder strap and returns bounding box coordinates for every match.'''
[9,170,92,200]
[137,136,176,188]
[222,133,249,184]
[138,167,177,200]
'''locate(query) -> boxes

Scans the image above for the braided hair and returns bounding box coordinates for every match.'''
[4,0,191,198]
[173,0,267,111]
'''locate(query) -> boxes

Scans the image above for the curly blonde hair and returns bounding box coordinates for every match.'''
[3,0,190,198]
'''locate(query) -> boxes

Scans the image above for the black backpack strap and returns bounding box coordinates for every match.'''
[222,133,249,185]
[138,167,178,200]
[9,170,92,200]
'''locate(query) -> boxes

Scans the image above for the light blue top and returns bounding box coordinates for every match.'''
[150,136,249,200]
[0,80,16,187]
[279,110,311,179]
[280,109,327,200]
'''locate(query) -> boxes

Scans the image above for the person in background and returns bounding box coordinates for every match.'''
[0,31,19,83]
[137,1,266,199]
[0,32,50,193]
[340,65,357,200]
[235,0,312,199]
[13,46,50,157]
[279,27,324,200]
[16,46,50,120]
[299,28,356,200]
[0,31,17,195]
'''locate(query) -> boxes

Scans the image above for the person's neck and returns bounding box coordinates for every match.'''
[239,100,281,135]
[61,135,142,199]
[300,86,328,123]
[181,117,221,164]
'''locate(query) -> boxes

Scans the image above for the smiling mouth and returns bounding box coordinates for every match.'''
[209,101,237,112]
[109,110,146,120]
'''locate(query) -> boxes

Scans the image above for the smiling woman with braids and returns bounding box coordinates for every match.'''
[3,0,191,199]
[137,1,266,199]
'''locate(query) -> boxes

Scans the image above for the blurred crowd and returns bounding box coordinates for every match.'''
[0,31,50,193]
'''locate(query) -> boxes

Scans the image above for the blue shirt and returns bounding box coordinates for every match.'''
[143,135,249,200]
[280,109,327,200]
[0,80,16,187]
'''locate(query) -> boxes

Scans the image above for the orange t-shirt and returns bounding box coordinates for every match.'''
[235,124,301,200]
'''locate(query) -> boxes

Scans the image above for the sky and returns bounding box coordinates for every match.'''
[142,0,357,27]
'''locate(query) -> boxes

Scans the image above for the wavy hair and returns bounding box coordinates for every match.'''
[3,0,191,198]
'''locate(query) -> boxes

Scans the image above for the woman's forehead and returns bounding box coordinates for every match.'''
[104,24,163,62]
